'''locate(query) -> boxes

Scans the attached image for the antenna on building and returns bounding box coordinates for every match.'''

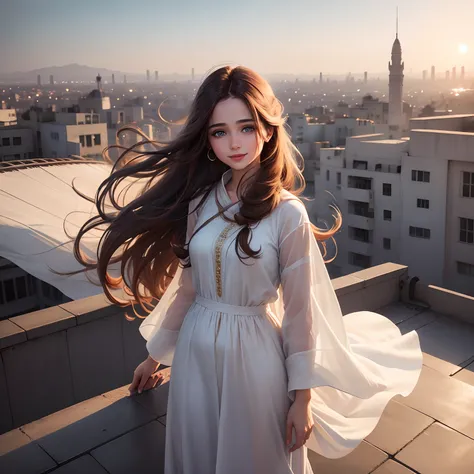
[396,6,399,38]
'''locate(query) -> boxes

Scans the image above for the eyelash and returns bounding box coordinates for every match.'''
[211,126,255,138]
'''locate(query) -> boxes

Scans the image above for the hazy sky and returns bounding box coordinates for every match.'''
[1,0,474,76]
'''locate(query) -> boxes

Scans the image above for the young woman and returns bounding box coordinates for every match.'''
[75,66,422,473]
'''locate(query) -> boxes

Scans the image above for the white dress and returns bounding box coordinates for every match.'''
[140,169,423,474]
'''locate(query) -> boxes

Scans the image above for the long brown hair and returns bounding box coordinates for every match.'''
[63,65,341,315]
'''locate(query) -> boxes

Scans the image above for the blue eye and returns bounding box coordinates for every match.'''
[211,126,255,138]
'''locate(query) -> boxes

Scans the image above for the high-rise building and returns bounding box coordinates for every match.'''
[112,74,115,85]
[146,69,150,82]
[446,70,450,81]
[452,67,457,81]
[431,65,435,80]
[315,114,474,297]
[155,70,158,81]
[364,71,368,84]
[49,75,54,85]
[388,19,404,132]
[422,70,427,81]
[124,75,127,84]
[192,68,195,81]
[319,72,323,84]
[37,75,41,86]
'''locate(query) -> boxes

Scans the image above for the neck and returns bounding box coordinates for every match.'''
[226,161,260,196]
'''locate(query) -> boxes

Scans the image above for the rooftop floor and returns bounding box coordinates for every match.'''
[1,301,474,474]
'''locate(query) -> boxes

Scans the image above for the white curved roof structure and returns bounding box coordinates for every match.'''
[0,157,145,301]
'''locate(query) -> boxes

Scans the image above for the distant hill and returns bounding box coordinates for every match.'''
[0,63,190,84]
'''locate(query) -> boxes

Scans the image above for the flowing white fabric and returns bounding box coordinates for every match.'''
[139,169,423,473]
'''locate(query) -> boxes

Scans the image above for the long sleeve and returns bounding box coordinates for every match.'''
[277,197,422,458]
[139,199,198,365]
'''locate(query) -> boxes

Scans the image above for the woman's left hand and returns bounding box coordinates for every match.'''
[286,396,314,453]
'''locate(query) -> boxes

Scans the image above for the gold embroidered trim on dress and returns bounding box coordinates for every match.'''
[215,222,237,297]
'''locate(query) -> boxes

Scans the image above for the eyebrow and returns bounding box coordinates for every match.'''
[208,118,255,130]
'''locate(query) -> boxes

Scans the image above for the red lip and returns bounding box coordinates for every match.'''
[229,153,247,158]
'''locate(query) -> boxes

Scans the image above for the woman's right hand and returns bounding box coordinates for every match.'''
[128,355,162,395]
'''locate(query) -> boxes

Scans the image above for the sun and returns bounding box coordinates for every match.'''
[458,43,468,55]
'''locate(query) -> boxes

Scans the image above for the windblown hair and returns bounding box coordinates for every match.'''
[63,65,342,316]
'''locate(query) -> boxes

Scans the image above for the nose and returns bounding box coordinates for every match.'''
[230,137,241,150]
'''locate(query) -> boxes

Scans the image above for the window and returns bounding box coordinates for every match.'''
[375,164,382,171]
[383,183,392,196]
[86,135,92,147]
[93,114,99,124]
[337,172,341,186]
[460,218,474,244]
[2,137,10,146]
[15,276,27,299]
[348,176,371,189]
[326,170,330,181]
[384,210,392,221]
[349,227,370,243]
[348,201,374,218]
[417,199,430,209]
[41,280,51,299]
[348,252,371,269]
[94,134,101,146]
[409,226,431,239]
[119,112,124,123]
[462,172,474,198]
[13,136,21,146]
[4,279,15,302]
[412,170,430,182]
[27,274,36,295]
[383,238,391,250]
[50,132,60,141]
[457,261,474,277]
[353,160,368,170]
[79,135,85,147]
[85,114,92,124]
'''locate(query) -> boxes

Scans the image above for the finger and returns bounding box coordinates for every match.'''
[290,432,305,453]
[285,420,292,446]
[137,375,148,394]
[128,373,140,394]
[144,373,163,391]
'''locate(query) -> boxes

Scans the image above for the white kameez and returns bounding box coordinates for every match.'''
[140,169,423,474]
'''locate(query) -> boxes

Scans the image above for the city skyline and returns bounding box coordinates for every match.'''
[1,0,473,76]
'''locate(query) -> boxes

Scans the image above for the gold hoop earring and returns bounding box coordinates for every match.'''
[207,148,216,161]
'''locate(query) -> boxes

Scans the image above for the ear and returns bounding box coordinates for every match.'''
[265,127,274,143]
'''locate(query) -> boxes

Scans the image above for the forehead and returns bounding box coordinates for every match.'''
[210,97,252,123]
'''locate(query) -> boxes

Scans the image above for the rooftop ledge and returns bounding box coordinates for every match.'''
[2,262,474,473]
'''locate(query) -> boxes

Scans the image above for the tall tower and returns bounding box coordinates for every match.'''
[364,71,368,83]
[96,73,102,91]
[192,67,195,81]
[388,9,404,131]
[37,75,41,86]
[112,73,115,85]
[452,66,456,81]
[431,65,435,80]
[155,70,158,81]
[146,69,150,82]
[49,74,54,85]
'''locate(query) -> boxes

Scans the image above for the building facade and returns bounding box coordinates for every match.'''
[314,114,474,297]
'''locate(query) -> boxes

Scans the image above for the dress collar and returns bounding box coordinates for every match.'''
[216,169,240,216]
